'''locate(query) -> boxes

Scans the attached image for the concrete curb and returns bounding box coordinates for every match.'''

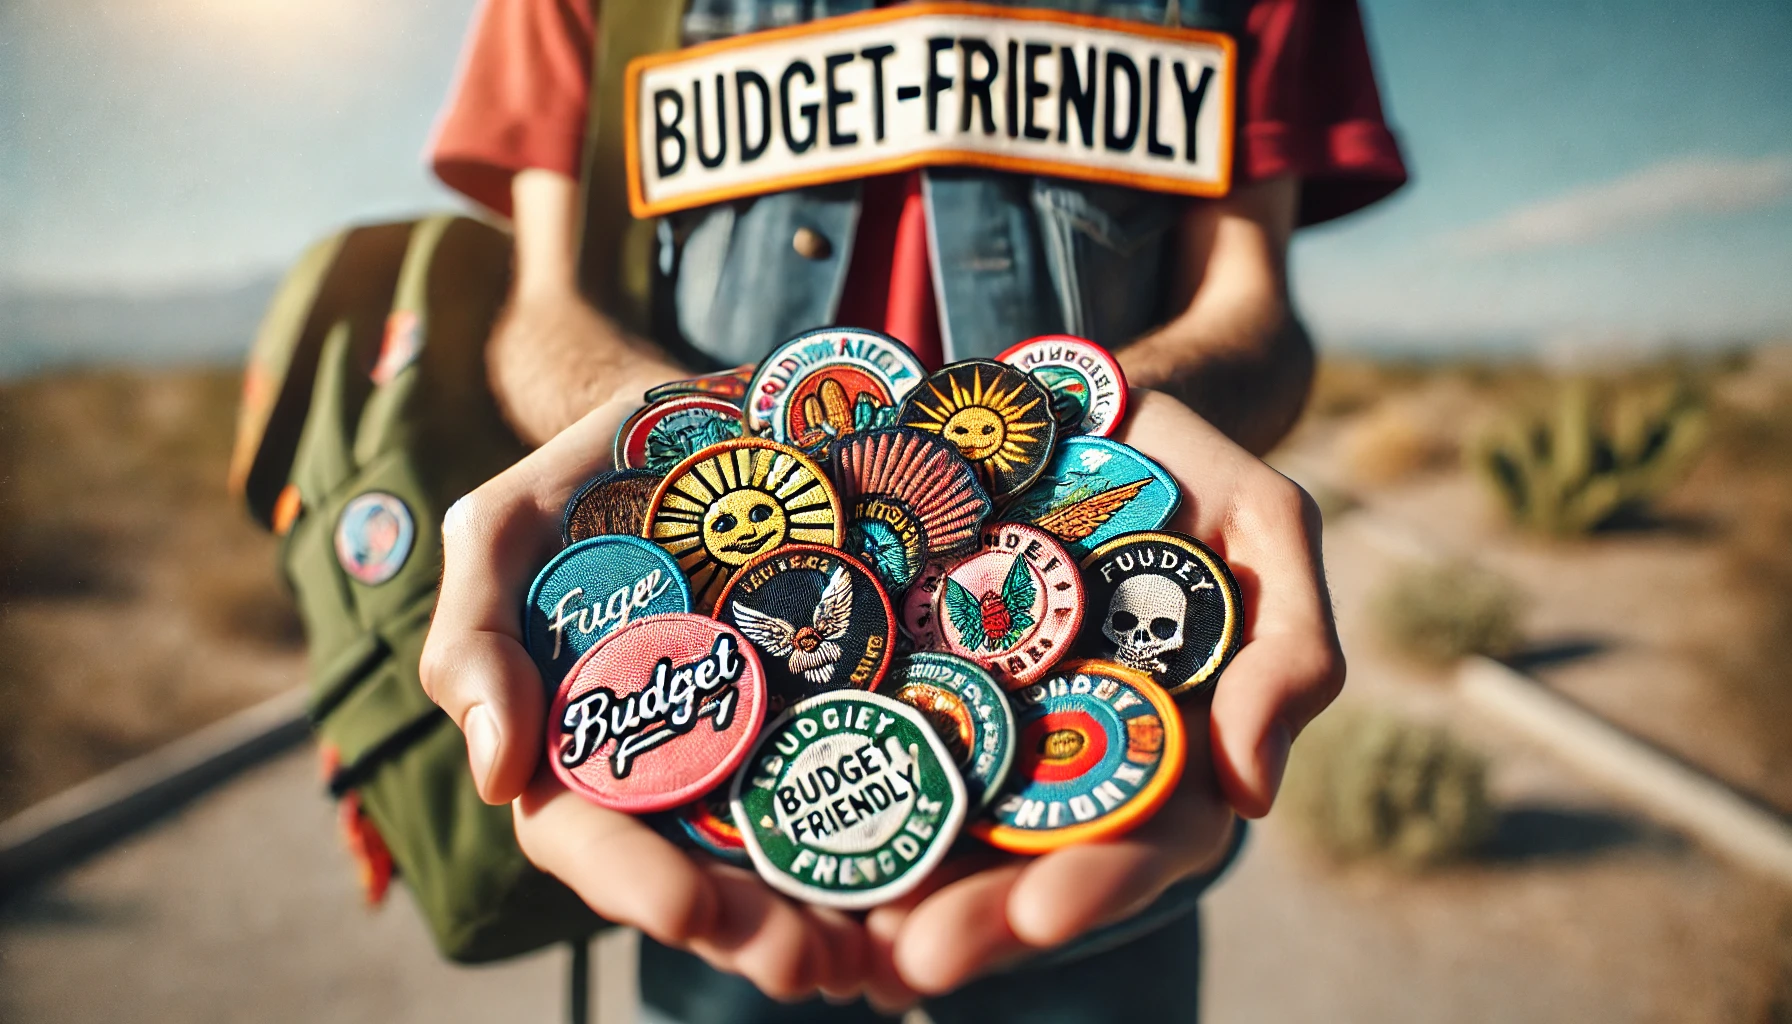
[0,687,311,893]
[1458,656,1792,887]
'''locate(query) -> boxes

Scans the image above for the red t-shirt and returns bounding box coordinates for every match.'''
[431,0,1407,367]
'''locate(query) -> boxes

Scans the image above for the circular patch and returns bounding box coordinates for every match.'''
[880,653,1015,810]
[1002,437,1181,561]
[997,335,1128,438]
[675,787,750,865]
[935,523,1085,689]
[774,361,897,454]
[731,689,966,909]
[645,438,844,609]
[830,428,990,593]
[972,660,1184,854]
[335,492,415,586]
[1076,531,1242,696]
[549,614,768,813]
[747,327,925,435]
[896,360,1056,501]
[615,395,745,475]
[524,535,693,688]
[562,469,662,545]
[644,365,754,404]
[714,544,896,711]
[898,556,954,652]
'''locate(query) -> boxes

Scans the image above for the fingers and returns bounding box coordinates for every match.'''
[1209,627,1340,817]
[861,907,922,1014]
[1203,478,1344,817]
[892,709,1233,992]
[893,862,1030,994]
[419,399,634,803]
[1120,389,1346,817]
[804,905,872,1001]
[861,849,1004,1008]
[892,821,1232,995]
[684,865,870,1003]
[1006,746,1233,947]
[513,777,718,946]
[518,779,878,1004]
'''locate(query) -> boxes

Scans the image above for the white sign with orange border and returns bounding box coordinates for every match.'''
[626,3,1235,218]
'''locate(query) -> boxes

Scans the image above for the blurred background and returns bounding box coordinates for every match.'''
[3,0,1791,1021]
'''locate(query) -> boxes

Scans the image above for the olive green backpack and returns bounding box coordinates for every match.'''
[229,0,685,967]
[232,215,601,962]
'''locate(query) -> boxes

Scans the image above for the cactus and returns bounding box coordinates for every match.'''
[1471,379,1707,534]
[1283,706,1493,868]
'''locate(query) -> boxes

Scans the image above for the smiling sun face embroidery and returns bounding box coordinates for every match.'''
[897,360,1056,500]
[646,439,843,607]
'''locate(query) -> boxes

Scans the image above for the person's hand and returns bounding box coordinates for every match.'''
[866,388,1346,1001]
[419,398,872,1002]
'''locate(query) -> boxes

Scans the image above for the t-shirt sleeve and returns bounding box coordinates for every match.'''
[1239,0,1409,225]
[428,0,595,218]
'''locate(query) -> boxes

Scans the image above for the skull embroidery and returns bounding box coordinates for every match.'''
[1101,575,1185,674]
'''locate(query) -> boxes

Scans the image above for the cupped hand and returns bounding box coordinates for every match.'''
[418,395,870,1002]
[872,388,1346,998]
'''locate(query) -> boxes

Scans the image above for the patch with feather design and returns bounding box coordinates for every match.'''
[716,544,895,712]
[1003,437,1179,560]
[935,523,1084,689]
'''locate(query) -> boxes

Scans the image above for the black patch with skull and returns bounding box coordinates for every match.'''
[1075,531,1242,695]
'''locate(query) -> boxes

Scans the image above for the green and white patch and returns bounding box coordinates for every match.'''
[732,690,965,909]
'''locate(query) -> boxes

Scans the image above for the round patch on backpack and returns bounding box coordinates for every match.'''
[335,491,415,586]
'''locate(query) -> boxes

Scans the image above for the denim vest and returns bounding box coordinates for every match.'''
[659,0,1245,368]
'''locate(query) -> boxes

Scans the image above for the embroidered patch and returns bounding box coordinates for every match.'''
[627,3,1236,216]
[731,689,966,909]
[334,492,415,586]
[371,310,423,385]
[549,614,769,814]
[972,659,1183,854]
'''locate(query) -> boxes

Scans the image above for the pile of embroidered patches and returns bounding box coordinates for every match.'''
[524,327,1241,908]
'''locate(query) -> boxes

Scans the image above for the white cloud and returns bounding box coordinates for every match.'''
[1445,154,1792,255]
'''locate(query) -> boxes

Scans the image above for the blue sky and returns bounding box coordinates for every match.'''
[3,0,1790,356]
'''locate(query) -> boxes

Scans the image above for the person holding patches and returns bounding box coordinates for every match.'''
[421,0,1405,1019]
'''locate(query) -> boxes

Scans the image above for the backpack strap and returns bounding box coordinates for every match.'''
[576,0,687,335]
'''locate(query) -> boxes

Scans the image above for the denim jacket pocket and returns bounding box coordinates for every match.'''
[1031,180,1179,346]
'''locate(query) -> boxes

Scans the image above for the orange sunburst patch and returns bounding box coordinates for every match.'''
[895,360,1056,500]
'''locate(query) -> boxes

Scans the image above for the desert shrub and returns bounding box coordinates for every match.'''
[1471,377,1706,535]
[1341,399,1459,485]
[1283,705,1493,868]
[1306,359,1433,419]
[1372,559,1521,663]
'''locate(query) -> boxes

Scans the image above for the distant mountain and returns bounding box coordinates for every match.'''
[0,276,280,378]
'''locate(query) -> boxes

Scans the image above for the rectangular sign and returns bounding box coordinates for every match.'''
[626,2,1235,217]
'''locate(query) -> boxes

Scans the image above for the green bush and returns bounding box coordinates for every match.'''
[1283,706,1493,868]
[1471,378,1706,534]
[1372,559,1522,664]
